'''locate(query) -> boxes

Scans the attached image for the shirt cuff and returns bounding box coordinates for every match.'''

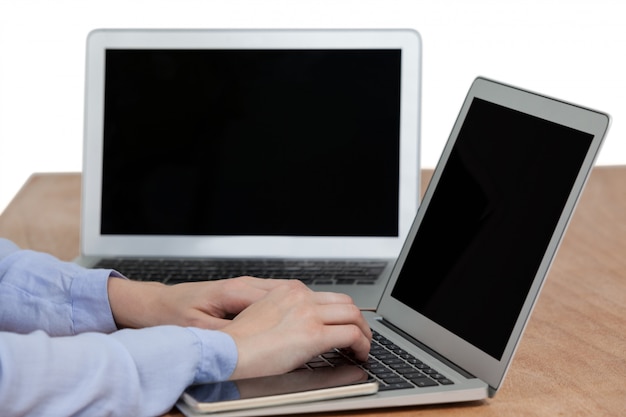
[70,268,120,334]
[187,328,238,383]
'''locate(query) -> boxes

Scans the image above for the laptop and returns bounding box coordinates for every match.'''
[76,28,422,309]
[178,77,610,416]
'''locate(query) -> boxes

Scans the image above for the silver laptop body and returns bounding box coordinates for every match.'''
[76,28,422,309]
[178,76,610,416]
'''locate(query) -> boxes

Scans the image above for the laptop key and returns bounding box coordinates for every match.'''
[378,382,414,391]
[382,376,407,385]
[411,377,439,388]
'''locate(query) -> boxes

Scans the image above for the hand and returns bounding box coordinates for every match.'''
[107,276,284,329]
[220,280,372,380]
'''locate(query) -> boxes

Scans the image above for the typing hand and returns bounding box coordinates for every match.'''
[220,280,372,380]
[107,276,286,329]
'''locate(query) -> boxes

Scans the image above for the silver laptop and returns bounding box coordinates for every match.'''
[76,29,422,309]
[179,77,610,416]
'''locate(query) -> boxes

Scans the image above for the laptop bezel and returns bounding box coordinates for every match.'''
[377,76,610,392]
[81,28,421,259]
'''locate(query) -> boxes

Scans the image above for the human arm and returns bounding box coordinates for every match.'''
[106,273,372,379]
[107,275,372,379]
[0,238,117,335]
[1,238,371,365]
[0,326,237,417]
[0,238,371,415]
[0,239,240,416]
[0,237,278,335]
[0,281,370,417]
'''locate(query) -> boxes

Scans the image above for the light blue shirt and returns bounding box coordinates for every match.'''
[0,238,238,416]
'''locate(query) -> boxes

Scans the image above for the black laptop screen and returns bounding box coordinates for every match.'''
[100,49,401,237]
[391,98,593,360]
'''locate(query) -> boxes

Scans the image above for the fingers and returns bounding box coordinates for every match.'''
[314,301,371,362]
[222,282,372,380]
[215,277,309,313]
[191,278,372,364]
[258,284,372,359]
[314,302,372,342]
[321,324,371,362]
[310,290,355,305]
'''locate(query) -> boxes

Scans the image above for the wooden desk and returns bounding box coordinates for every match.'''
[1,167,625,416]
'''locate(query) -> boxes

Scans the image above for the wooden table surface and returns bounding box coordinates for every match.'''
[1,167,625,416]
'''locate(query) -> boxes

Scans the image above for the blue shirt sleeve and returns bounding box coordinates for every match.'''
[0,238,117,335]
[0,238,239,416]
[0,327,237,416]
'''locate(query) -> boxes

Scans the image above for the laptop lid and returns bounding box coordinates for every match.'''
[377,77,610,393]
[81,29,421,260]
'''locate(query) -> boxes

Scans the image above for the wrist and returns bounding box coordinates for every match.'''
[107,277,167,329]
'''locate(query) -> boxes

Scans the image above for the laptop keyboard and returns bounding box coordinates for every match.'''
[94,258,386,285]
[302,330,454,391]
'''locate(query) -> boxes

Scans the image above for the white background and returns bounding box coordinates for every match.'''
[1,0,624,214]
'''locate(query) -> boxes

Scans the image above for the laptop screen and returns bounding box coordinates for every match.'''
[391,97,593,360]
[100,49,401,237]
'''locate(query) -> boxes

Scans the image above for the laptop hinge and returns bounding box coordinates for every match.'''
[378,318,477,380]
